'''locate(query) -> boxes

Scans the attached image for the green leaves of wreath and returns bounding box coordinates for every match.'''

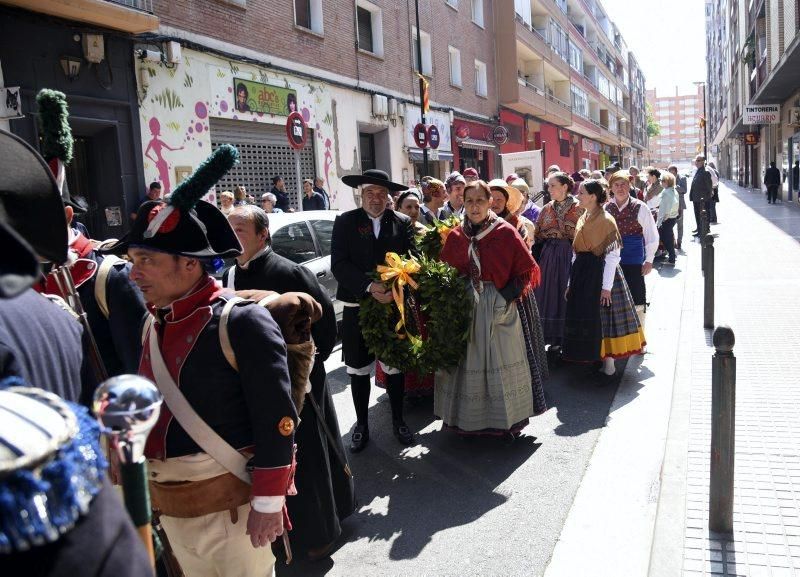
[359,255,471,375]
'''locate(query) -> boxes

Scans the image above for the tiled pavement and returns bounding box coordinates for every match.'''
[655,182,800,577]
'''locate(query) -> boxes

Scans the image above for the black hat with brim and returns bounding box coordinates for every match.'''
[0,129,69,266]
[101,144,242,259]
[341,169,407,192]
[0,220,41,299]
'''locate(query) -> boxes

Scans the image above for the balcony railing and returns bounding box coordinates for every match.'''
[547,93,571,110]
[106,0,154,12]
[518,76,545,95]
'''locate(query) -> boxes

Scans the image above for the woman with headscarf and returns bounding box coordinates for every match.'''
[563,180,645,378]
[436,181,546,437]
[643,167,663,213]
[605,170,659,331]
[395,188,428,235]
[488,178,533,248]
[532,172,584,350]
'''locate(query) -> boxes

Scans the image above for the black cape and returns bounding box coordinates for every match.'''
[223,248,356,554]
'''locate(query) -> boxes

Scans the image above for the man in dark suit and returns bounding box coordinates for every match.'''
[223,205,355,559]
[689,155,713,237]
[764,160,782,204]
[332,169,416,452]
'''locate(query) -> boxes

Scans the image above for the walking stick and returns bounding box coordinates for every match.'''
[94,374,163,568]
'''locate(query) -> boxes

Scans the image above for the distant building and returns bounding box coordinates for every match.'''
[646,86,704,168]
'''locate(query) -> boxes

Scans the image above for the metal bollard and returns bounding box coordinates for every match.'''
[700,203,708,274]
[709,326,736,533]
[704,234,715,329]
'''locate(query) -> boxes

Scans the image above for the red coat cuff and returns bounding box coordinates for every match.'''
[250,447,297,497]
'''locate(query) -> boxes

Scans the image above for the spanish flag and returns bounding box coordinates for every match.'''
[417,72,429,114]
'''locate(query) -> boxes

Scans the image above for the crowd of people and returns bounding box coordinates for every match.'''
[1,89,718,576]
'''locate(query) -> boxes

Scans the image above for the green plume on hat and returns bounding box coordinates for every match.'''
[36,89,73,165]
[169,144,240,211]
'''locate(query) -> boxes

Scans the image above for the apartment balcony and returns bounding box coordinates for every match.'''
[597,123,618,146]
[506,77,548,118]
[2,0,159,33]
[543,92,573,126]
[516,18,550,58]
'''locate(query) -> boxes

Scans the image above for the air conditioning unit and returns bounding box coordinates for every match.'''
[166,41,182,64]
[387,97,397,119]
[789,107,800,126]
[371,94,388,118]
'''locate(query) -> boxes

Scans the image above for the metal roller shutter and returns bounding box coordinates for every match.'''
[209,118,316,211]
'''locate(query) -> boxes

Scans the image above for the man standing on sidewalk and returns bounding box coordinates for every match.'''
[689,155,713,236]
[765,161,782,204]
[669,165,688,249]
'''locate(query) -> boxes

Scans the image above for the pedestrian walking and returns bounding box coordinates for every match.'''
[643,167,663,212]
[656,172,680,265]
[103,145,299,577]
[224,205,355,560]
[765,160,782,204]
[313,176,331,210]
[302,178,326,211]
[605,170,659,331]
[689,155,713,234]
[668,165,688,249]
[563,179,644,378]
[707,161,720,222]
[331,169,417,452]
[533,172,584,349]
[437,180,545,437]
[0,128,152,576]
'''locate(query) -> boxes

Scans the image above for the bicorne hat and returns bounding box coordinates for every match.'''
[341,169,407,192]
[101,145,242,259]
[0,129,70,297]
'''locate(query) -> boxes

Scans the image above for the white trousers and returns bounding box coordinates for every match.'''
[161,503,276,577]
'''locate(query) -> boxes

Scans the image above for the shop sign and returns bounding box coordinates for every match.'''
[413,123,428,148]
[286,112,307,149]
[427,125,441,149]
[744,132,760,145]
[491,125,510,146]
[743,104,780,125]
[233,77,298,116]
[405,109,452,151]
[454,124,470,143]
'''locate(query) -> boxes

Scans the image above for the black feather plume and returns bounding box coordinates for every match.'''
[169,144,239,211]
[36,89,73,164]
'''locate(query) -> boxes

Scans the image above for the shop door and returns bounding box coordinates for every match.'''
[458,147,489,180]
[209,118,316,211]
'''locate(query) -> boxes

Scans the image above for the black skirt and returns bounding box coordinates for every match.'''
[563,252,604,362]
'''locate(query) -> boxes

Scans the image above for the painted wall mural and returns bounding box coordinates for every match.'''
[137,48,344,206]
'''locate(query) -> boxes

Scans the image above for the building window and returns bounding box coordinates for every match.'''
[448,46,462,87]
[571,85,588,118]
[411,27,433,76]
[471,0,484,27]
[559,139,570,157]
[548,21,568,61]
[446,0,458,8]
[474,59,487,97]
[294,0,323,34]
[359,132,376,171]
[568,40,582,72]
[356,1,383,57]
[515,0,531,26]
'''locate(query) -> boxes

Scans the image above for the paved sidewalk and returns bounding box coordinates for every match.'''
[650,182,800,577]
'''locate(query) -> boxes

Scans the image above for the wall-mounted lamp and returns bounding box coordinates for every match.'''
[60,55,82,81]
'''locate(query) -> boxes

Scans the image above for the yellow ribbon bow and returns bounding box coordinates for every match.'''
[376,252,421,340]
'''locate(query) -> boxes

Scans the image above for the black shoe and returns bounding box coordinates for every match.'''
[692,232,700,237]
[350,424,369,453]
[691,229,698,234]
[392,420,414,445]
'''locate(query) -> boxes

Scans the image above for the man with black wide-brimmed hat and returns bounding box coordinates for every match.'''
[0,128,152,576]
[101,145,299,576]
[332,169,416,452]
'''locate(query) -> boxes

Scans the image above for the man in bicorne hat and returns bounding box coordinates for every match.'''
[102,145,300,576]
[0,128,152,576]
[332,169,416,452]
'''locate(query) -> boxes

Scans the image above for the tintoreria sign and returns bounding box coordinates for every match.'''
[743,104,780,125]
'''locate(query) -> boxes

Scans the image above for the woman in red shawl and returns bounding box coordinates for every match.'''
[436,180,547,437]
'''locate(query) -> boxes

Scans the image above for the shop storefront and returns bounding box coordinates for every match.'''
[1,10,145,238]
[137,47,339,210]
[405,108,453,181]
[580,137,601,170]
[498,109,527,155]
[452,119,497,180]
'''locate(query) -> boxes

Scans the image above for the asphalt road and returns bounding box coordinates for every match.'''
[277,351,627,577]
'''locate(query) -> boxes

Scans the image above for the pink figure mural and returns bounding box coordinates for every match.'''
[145,117,183,194]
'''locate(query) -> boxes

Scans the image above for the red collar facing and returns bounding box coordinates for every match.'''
[148,275,227,322]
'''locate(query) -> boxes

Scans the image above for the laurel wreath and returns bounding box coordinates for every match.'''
[359,254,471,375]
[416,215,461,260]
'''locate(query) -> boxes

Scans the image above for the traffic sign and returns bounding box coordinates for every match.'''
[427,125,441,149]
[286,112,307,149]
[413,123,428,148]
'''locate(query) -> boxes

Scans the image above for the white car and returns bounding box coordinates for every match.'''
[267,210,343,323]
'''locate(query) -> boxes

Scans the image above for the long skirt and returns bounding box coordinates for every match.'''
[286,360,356,555]
[533,238,573,346]
[562,252,604,362]
[600,269,646,359]
[517,290,548,415]
[434,283,534,435]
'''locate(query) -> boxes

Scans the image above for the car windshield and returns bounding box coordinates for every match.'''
[271,221,318,264]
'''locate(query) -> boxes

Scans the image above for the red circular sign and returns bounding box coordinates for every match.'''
[413,123,428,148]
[427,125,441,149]
[455,124,470,142]
[492,125,510,146]
[286,112,307,150]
